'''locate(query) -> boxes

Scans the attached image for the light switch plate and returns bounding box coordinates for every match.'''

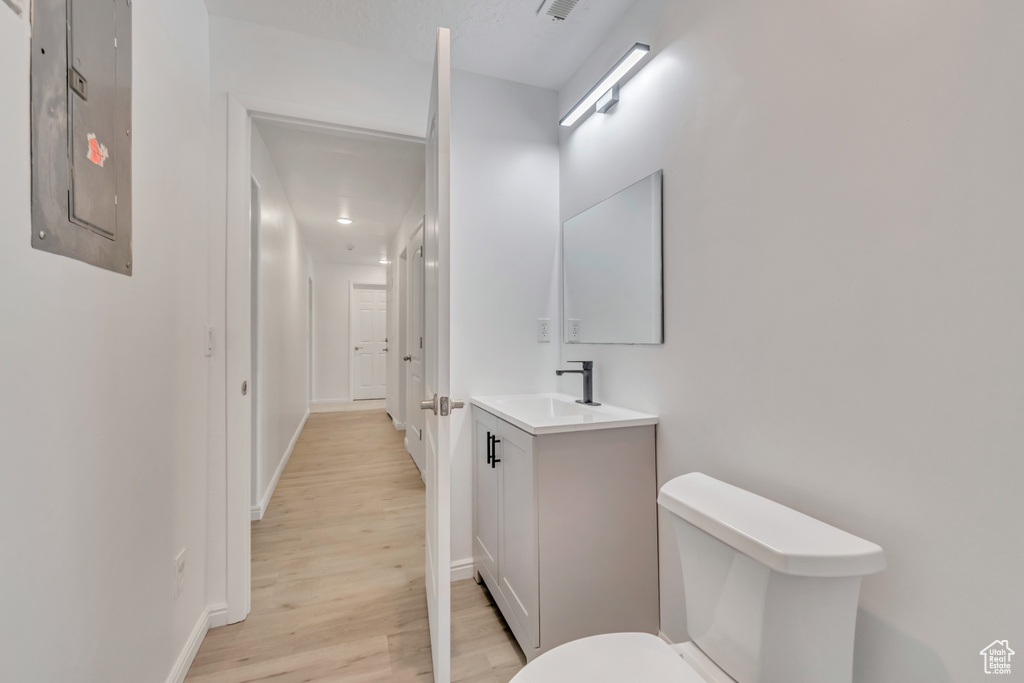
[537,318,551,342]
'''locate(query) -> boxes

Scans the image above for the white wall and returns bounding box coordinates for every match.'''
[558,1,1024,680]
[251,127,312,513]
[0,1,212,680]
[449,70,562,567]
[312,263,387,402]
[205,18,432,607]
[210,17,432,138]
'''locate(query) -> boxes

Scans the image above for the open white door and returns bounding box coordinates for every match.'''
[423,27,453,683]
[406,225,425,474]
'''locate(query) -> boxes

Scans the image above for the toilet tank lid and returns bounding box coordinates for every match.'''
[658,473,886,578]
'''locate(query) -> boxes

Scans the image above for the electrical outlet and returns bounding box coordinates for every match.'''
[537,318,551,342]
[174,548,186,600]
[568,319,582,342]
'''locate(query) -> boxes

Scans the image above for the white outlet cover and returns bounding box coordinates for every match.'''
[537,318,551,342]
[568,318,582,342]
[174,548,186,599]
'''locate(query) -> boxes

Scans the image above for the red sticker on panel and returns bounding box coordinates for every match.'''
[87,133,109,167]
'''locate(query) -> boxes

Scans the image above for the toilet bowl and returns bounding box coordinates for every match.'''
[510,473,885,683]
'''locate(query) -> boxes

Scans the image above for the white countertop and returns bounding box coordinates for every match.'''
[470,392,658,436]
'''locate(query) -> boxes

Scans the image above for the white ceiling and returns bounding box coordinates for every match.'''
[255,120,425,265]
[205,0,638,90]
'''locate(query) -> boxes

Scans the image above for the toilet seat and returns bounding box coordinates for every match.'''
[510,633,706,683]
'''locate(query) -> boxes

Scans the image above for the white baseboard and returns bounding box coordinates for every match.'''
[207,602,229,628]
[252,408,309,521]
[450,557,475,582]
[310,399,385,413]
[392,417,406,430]
[165,601,226,683]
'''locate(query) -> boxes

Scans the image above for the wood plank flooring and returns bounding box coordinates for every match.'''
[186,409,525,683]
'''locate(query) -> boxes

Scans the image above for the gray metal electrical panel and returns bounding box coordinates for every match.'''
[31,0,133,275]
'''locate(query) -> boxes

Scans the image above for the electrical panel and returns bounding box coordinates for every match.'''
[31,0,133,274]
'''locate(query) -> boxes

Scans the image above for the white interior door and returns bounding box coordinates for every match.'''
[405,225,425,474]
[385,262,398,417]
[423,27,452,683]
[350,284,387,400]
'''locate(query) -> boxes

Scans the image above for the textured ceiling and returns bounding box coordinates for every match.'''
[205,0,638,89]
[255,120,425,265]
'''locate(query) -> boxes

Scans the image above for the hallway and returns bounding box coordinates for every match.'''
[185,410,524,682]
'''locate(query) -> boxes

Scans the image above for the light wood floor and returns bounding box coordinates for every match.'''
[186,410,525,683]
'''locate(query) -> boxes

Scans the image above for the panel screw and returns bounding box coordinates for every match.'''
[38,231,45,239]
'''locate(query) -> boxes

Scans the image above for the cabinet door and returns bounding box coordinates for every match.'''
[498,421,539,648]
[473,409,500,586]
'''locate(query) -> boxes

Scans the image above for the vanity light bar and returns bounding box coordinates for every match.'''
[559,42,650,127]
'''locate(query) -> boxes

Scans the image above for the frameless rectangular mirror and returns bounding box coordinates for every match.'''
[562,169,663,344]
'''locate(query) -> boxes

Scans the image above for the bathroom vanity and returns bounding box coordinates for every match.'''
[470,393,659,662]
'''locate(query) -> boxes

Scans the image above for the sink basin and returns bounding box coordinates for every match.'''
[492,396,595,419]
[470,393,658,435]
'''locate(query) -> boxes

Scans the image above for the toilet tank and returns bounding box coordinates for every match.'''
[657,474,885,683]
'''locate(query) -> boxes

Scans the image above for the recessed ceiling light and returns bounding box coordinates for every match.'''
[337,218,353,225]
[379,257,389,264]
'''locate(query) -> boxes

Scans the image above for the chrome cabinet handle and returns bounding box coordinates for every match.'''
[403,355,412,361]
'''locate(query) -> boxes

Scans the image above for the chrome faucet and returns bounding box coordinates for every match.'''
[556,360,600,406]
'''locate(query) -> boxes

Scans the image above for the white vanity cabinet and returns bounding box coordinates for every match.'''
[473,409,540,648]
[471,397,659,662]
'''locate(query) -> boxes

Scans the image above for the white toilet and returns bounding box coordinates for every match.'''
[511,472,885,683]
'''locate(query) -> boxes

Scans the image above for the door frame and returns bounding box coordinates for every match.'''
[221,93,424,624]
[348,282,387,401]
[308,276,314,404]
[404,222,426,475]
[395,246,409,430]
[249,175,263,520]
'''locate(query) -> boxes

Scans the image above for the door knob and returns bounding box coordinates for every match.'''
[354,346,363,351]
[421,395,437,414]
[403,355,412,361]
[383,347,389,352]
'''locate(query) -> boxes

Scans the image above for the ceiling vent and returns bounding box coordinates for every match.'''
[538,0,580,21]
